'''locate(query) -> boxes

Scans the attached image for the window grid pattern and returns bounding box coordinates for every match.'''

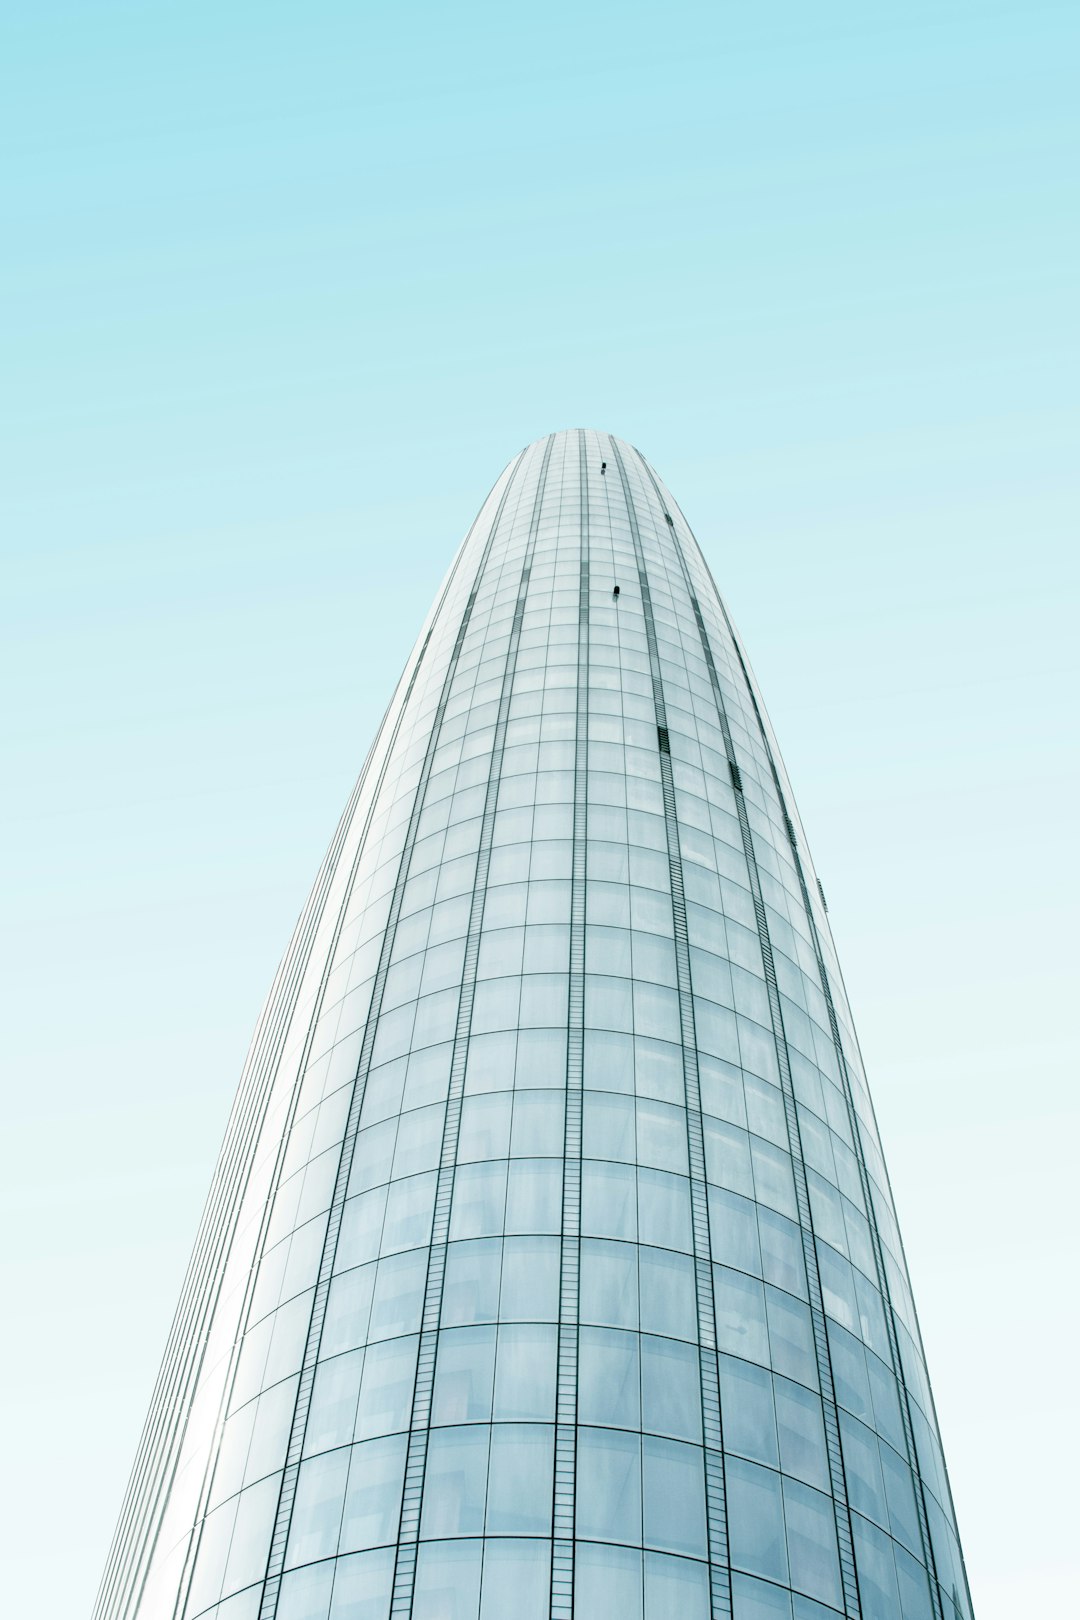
[651,461,946,1620]
[95,432,973,1620]
[611,438,861,1618]
[605,440,730,1618]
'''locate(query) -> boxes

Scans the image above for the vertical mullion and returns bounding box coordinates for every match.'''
[608,438,731,1620]
[638,457,864,1620]
[550,429,589,1619]
[389,432,557,1619]
[252,452,531,1620]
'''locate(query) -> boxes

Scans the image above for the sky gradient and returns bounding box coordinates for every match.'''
[2,3,1078,1616]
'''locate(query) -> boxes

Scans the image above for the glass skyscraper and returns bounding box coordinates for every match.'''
[96,430,972,1620]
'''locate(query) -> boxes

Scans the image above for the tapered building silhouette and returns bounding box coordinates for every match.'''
[96,432,973,1620]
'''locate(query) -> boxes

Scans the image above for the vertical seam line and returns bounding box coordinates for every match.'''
[608,438,731,1620]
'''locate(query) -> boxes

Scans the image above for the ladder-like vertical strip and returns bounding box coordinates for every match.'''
[607,440,731,1620]
[251,453,531,1620]
[635,461,863,1619]
[389,432,557,1618]
[172,570,469,1620]
[692,525,954,1620]
[550,429,590,1619]
[101,645,422,1620]
[123,467,502,1620]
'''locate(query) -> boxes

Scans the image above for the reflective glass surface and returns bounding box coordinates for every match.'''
[96,432,972,1620]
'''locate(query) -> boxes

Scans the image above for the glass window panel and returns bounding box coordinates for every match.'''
[744,1075,788,1147]
[500,1234,560,1320]
[243,1375,298,1487]
[466,1031,517,1095]
[286,1448,349,1568]
[854,1269,889,1360]
[493,1323,557,1421]
[584,1028,635,1093]
[631,886,673,934]
[582,1160,638,1241]
[405,1043,454,1110]
[392,1104,445,1179]
[695,999,740,1064]
[381,1171,436,1254]
[442,1239,502,1327]
[633,932,678,988]
[758,1208,807,1299]
[432,1326,496,1426]
[634,1037,684,1105]
[638,1245,697,1340]
[644,1551,711,1620]
[581,1237,639,1329]
[479,1539,551,1620]
[505,1157,562,1234]
[328,1547,396,1620]
[515,1027,567,1088]
[413,1539,483,1620]
[576,1427,642,1544]
[211,1402,257,1507]
[458,1092,512,1161]
[642,1436,708,1557]
[880,1438,922,1555]
[187,1495,237,1613]
[817,1244,859,1334]
[368,1249,427,1340]
[587,924,632,976]
[783,1477,843,1608]
[485,1423,554,1534]
[765,1287,818,1389]
[638,1169,692,1252]
[278,1560,333,1620]
[718,1355,779,1468]
[750,1139,798,1220]
[575,1541,644,1619]
[839,1413,887,1526]
[586,974,634,1031]
[637,1099,689,1174]
[519,972,569,1027]
[510,1089,564,1156]
[579,1326,641,1430]
[322,1265,375,1358]
[584,1091,637,1161]
[851,1514,902,1616]
[774,1378,830,1490]
[727,1457,789,1584]
[222,1474,279,1596]
[704,1119,754,1196]
[731,1573,793,1619]
[450,1161,508,1240]
[866,1348,907,1454]
[353,1335,417,1440]
[349,1120,398,1196]
[641,1335,701,1443]
[698,1054,747,1128]
[715,1267,769,1363]
[826,1322,872,1424]
[420,1426,490,1538]
[522,922,570,973]
[893,1542,935,1620]
[337,1186,388,1271]
[306,1351,363,1457]
[340,1433,407,1552]
[709,1187,762,1274]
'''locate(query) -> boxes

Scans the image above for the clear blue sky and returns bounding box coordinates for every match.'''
[2,3,1077,1615]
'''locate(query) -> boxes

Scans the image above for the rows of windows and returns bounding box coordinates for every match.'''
[116,436,969,1620]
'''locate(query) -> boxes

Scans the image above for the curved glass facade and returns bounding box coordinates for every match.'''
[96,430,973,1620]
